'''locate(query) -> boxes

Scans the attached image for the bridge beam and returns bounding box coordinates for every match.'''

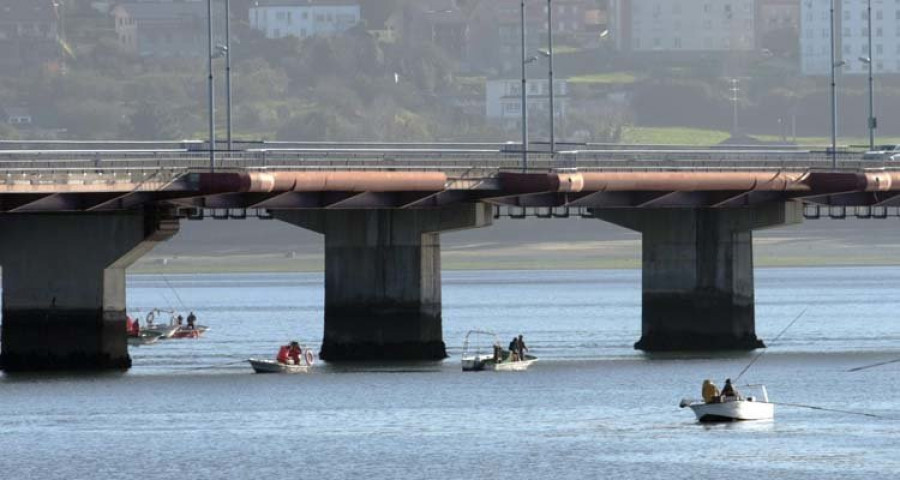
[593,201,803,352]
[0,210,178,372]
[275,204,492,362]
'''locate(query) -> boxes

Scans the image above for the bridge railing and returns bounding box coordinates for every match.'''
[0,150,892,177]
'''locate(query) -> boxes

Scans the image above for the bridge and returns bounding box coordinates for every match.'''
[0,144,897,372]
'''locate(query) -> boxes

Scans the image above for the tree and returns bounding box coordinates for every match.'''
[123,100,184,140]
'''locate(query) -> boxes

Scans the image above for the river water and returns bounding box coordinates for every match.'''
[2,267,899,479]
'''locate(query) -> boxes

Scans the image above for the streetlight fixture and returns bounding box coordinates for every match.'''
[546,0,555,155]
[225,0,233,152]
[829,0,841,169]
[520,0,529,172]
[862,0,876,150]
[207,0,215,172]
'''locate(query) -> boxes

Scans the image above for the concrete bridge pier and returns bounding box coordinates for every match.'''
[275,204,492,362]
[593,202,803,352]
[0,210,178,372]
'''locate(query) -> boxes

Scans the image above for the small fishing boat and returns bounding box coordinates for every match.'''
[248,347,316,374]
[461,330,537,372]
[680,384,775,422]
[127,332,163,346]
[170,325,209,339]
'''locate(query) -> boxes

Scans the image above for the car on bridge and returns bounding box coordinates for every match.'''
[861,145,900,161]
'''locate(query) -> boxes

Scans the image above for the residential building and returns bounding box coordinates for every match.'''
[609,0,757,52]
[0,1,60,73]
[111,2,207,58]
[485,77,570,131]
[756,0,800,53]
[801,0,900,75]
[249,0,361,40]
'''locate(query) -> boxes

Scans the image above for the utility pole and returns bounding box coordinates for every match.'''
[547,0,555,155]
[225,0,233,152]
[207,0,216,172]
[520,0,529,171]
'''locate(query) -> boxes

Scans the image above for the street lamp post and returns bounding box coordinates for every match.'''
[547,0,555,155]
[207,0,215,172]
[865,0,876,150]
[225,0,233,152]
[520,0,529,172]
[829,0,838,169]
[730,78,739,135]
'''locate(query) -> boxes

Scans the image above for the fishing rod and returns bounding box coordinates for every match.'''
[734,307,808,382]
[161,274,189,311]
[847,357,900,373]
[770,401,898,421]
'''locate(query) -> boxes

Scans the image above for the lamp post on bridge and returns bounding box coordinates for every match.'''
[207,0,215,172]
[520,0,529,172]
[829,0,844,170]
[861,0,876,151]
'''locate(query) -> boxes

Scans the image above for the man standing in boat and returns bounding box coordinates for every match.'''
[721,378,740,400]
[186,312,197,329]
[516,335,528,361]
[508,337,519,361]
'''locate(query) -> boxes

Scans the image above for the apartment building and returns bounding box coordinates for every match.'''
[249,0,360,40]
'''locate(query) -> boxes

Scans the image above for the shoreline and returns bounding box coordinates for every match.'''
[129,254,900,274]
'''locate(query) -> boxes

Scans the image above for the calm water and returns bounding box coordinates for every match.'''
[2,267,900,480]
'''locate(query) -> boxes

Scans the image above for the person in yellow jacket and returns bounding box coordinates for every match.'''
[702,379,720,403]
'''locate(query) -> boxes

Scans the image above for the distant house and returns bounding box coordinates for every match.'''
[3,106,33,126]
[249,0,361,40]
[485,78,569,131]
[111,2,207,58]
[0,1,60,73]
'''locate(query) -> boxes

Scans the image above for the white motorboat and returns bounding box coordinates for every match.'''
[248,358,311,374]
[248,346,316,374]
[680,384,774,422]
[461,330,538,372]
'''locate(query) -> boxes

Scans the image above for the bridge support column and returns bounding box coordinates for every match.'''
[275,204,492,361]
[593,202,802,352]
[0,210,178,372]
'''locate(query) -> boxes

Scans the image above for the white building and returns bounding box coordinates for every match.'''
[609,0,756,52]
[801,0,900,75]
[249,0,360,40]
[486,78,569,130]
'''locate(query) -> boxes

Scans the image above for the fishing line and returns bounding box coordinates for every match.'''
[847,357,900,373]
[162,274,188,311]
[734,307,808,382]
[189,360,246,370]
[770,401,897,420]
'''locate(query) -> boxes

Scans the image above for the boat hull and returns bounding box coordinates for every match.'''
[248,358,311,374]
[127,333,162,346]
[171,325,208,339]
[462,355,538,372]
[689,400,774,422]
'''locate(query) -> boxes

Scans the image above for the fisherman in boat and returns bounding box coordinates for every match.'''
[721,378,741,400]
[186,312,197,329]
[516,335,528,360]
[508,337,519,361]
[176,315,184,326]
[288,341,303,365]
[702,379,720,403]
[276,344,291,364]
